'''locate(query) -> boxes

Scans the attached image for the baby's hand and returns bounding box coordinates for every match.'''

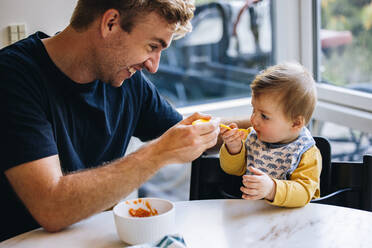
[241,166,276,201]
[220,123,245,154]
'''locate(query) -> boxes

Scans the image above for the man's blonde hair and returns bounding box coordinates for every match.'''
[251,62,317,125]
[70,0,195,39]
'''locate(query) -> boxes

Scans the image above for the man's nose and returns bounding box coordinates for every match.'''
[143,51,161,73]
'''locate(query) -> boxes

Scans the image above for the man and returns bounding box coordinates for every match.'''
[0,0,229,241]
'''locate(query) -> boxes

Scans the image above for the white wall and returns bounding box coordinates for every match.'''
[0,0,77,48]
[274,0,300,64]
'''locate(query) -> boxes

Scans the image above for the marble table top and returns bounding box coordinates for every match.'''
[2,199,372,248]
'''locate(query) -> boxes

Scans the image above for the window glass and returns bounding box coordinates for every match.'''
[320,0,372,91]
[144,0,274,107]
[316,121,372,161]
[318,0,372,161]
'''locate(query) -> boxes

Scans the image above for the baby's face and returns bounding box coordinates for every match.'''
[250,95,301,144]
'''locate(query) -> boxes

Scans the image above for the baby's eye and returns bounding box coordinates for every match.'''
[261,113,269,120]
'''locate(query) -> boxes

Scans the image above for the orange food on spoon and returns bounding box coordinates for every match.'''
[219,123,231,129]
[192,119,249,139]
[192,119,210,125]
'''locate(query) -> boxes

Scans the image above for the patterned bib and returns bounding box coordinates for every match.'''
[245,127,315,179]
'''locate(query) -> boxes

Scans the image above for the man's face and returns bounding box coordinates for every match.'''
[97,11,175,87]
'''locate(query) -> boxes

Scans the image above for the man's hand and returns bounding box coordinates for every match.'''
[150,112,220,165]
[220,123,245,155]
[241,166,276,201]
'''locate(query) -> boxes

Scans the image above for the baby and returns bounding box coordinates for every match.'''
[219,62,321,207]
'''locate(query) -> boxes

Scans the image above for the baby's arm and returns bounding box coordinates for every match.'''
[219,143,246,176]
[219,123,248,176]
[220,123,245,154]
[267,146,322,207]
[241,166,276,200]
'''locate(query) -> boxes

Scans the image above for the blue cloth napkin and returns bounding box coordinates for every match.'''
[127,234,187,248]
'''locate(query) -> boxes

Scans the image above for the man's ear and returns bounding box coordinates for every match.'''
[100,9,121,38]
[292,116,305,131]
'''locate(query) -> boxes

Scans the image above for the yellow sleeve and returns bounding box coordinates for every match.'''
[219,127,253,176]
[219,142,246,176]
[267,145,322,207]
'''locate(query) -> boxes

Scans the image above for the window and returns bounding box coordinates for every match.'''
[314,0,372,161]
[144,0,274,107]
[320,0,372,89]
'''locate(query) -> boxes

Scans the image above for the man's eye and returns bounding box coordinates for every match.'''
[149,45,158,51]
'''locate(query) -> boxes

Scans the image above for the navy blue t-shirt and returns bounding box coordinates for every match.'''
[0,32,182,241]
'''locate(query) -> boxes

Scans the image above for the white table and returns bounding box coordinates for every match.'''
[2,199,372,248]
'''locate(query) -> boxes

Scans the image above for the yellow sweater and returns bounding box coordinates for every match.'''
[220,141,322,207]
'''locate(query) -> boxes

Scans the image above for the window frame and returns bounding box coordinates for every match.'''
[311,0,372,134]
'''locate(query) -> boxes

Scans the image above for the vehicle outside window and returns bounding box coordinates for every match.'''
[144,0,274,107]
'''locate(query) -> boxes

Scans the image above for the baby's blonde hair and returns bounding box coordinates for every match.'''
[251,62,317,125]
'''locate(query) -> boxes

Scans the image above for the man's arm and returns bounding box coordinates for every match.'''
[5,112,219,232]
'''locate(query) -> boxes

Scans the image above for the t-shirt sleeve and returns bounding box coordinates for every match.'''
[132,72,182,141]
[0,64,58,171]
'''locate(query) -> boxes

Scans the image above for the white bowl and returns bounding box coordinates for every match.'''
[113,198,176,245]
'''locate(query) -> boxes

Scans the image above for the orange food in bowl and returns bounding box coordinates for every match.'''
[129,208,157,217]
[114,198,175,244]
[128,200,158,217]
